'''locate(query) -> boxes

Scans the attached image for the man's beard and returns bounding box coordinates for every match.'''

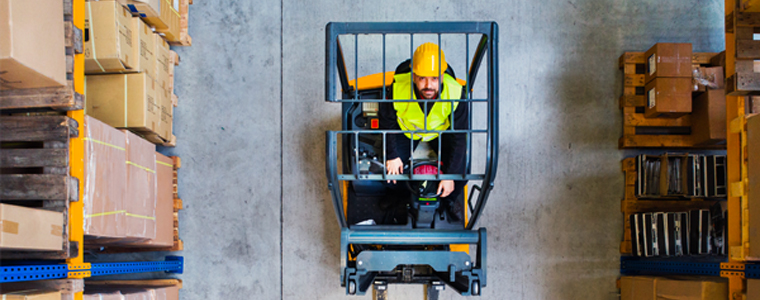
[421,88,438,99]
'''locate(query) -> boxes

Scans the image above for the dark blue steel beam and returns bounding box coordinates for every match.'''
[0,265,68,283]
[620,257,722,276]
[345,229,481,245]
[90,256,183,277]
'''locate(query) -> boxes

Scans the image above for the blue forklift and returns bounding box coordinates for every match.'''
[325,22,499,299]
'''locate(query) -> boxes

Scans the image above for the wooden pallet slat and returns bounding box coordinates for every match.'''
[0,148,68,168]
[0,115,78,141]
[0,174,78,201]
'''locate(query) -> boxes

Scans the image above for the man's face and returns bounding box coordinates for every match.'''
[413,74,440,99]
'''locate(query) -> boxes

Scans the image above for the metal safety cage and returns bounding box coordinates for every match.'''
[324,21,499,231]
[324,22,498,297]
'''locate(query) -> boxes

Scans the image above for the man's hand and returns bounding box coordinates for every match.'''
[386,157,404,184]
[437,180,454,198]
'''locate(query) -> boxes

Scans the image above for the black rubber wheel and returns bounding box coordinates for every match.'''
[471,281,480,296]
[348,280,357,295]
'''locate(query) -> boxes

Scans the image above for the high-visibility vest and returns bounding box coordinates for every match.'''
[392,72,462,142]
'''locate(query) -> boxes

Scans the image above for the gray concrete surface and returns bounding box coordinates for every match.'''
[91,0,727,299]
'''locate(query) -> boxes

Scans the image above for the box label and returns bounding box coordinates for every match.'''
[648,54,656,75]
[648,88,656,108]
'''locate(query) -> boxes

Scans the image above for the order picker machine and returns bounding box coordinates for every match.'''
[325,22,499,298]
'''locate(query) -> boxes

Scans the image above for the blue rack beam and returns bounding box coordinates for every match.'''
[746,264,760,279]
[0,265,68,283]
[90,256,183,277]
[0,256,183,283]
[620,257,723,277]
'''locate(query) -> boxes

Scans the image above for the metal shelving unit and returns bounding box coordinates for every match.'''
[0,1,184,298]
[619,1,753,298]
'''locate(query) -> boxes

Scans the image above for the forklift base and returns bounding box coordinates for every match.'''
[340,228,487,296]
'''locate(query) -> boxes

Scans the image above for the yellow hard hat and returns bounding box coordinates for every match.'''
[412,43,448,77]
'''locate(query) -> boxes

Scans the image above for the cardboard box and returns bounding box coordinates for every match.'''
[84,292,125,300]
[131,17,156,78]
[645,43,693,83]
[83,116,128,240]
[621,276,727,300]
[621,276,655,300]
[153,1,181,43]
[122,130,157,241]
[694,67,725,92]
[123,153,174,247]
[118,0,163,27]
[152,285,179,300]
[120,0,180,42]
[0,0,66,89]
[155,34,172,92]
[645,77,692,118]
[85,1,135,74]
[0,290,61,300]
[119,288,152,300]
[156,86,174,141]
[86,73,160,133]
[749,114,760,259]
[0,204,63,251]
[692,89,726,146]
[749,279,760,300]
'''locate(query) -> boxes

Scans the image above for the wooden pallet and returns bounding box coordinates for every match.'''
[619,157,721,254]
[97,156,183,253]
[725,9,760,96]
[0,0,84,112]
[168,0,193,46]
[0,115,80,259]
[618,52,726,149]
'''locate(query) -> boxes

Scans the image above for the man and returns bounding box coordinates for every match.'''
[379,42,468,220]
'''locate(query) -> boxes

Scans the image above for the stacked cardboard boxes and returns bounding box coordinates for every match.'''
[116,0,181,43]
[85,0,174,143]
[0,290,61,300]
[84,282,179,300]
[621,276,727,300]
[644,43,693,118]
[83,116,157,243]
[692,65,726,146]
[122,153,174,248]
[638,43,726,146]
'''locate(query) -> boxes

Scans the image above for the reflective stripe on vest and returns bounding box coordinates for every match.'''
[392,73,462,142]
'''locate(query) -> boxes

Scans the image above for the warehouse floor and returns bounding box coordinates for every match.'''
[94,1,726,299]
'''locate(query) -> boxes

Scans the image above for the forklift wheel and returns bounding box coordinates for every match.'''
[348,280,356,295]
[471,281,480,296]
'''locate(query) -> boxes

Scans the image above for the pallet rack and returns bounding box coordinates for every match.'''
[0,0,184,298]
[620,1,757,298]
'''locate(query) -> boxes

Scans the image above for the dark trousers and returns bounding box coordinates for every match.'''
[385,134,467,202]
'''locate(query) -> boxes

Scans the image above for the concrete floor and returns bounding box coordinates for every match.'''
[93,0,727,299]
